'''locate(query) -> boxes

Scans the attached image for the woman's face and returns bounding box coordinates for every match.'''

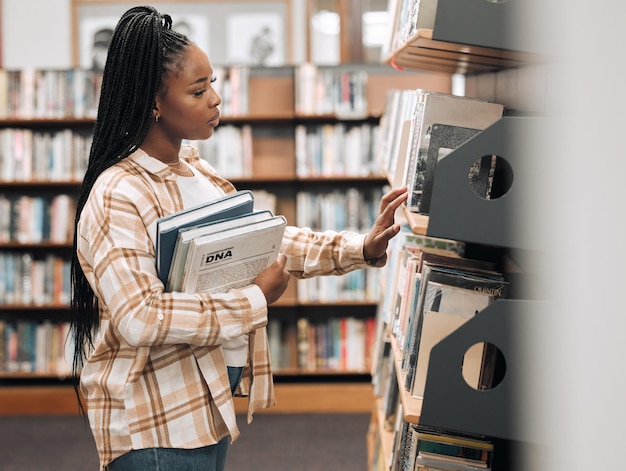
[154,44,221,142]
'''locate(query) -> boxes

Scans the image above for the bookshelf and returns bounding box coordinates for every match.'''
[0,63,451,415]
[368,0,547,469]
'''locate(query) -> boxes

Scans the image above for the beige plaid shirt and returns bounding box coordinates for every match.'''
[76,145,383,470]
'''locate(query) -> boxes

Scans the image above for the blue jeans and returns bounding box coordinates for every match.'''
[107,366,245,471]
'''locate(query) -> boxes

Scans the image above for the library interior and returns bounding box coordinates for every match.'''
[1,1,624,471]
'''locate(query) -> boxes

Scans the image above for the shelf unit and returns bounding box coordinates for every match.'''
[368,0,547,469]
[384,0,546,75]
[0,63,452,415]
[385,28,540,75]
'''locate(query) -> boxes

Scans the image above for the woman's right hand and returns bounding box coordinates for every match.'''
[253,254,290,305]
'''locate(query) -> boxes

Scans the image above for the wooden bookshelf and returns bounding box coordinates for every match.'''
[0,382,374,416]
[385,28,543,75]
[0,63,451,416]
[389,335,422,424]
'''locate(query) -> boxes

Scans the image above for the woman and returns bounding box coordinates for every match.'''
[70,6,407,471]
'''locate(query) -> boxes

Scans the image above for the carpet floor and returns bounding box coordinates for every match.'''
[0,413,371,471]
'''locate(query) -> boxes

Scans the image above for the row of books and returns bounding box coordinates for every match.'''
[375,333,495,470]
[295,186,386,303]
[0,65,251,120]
[0,64,409,123]
[390,403,494,471]
[381,224,508,400]
[296,267,381,303]
[0,122,382,183]
[269,316,376,372]
[0,319,73,375]
[295,122,381,177]
[382,0,439,60]
[370,228,465,394]
[0,253,71,306]
[186,125,253,179]
[0,68,102,119]
[295,63,369,118]
[296,186,385,233]
[376,88,504,214]
[212,65,250,117]
[0,194,76,244]
[0,128,91,182]
[370,225,507,469]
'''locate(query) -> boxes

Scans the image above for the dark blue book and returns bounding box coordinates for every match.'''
[155,190,254,286]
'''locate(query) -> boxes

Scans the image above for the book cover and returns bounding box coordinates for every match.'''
[416,431,493,467]
[179,214,287,294]
[403,92,504,213]
[418,123,482,215]
[166,209,275,292]
[405,263,508,399]
[155,189,254,286]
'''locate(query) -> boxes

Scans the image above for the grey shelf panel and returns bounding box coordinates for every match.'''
[420,299,544,443]
[433,0,546,57]
[426,116,546,252]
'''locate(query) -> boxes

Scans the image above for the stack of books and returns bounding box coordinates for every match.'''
[155,190,287,294]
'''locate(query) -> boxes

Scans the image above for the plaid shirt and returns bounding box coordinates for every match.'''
[77,145,383,470]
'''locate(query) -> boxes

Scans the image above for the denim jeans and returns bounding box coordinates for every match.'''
[107,366,245,471]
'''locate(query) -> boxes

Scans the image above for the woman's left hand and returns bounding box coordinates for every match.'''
[363,186,408,262]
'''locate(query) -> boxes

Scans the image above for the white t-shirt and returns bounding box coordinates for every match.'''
[177,162,249,367]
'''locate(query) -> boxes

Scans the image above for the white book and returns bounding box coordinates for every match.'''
[167,209,275,292]
[155,190,254,286]
[179,214,287,295]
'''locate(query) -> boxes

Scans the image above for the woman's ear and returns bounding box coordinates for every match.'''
[152,100,161,122]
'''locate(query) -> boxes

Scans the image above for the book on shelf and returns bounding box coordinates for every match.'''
[418,123,488,215]
[294,63,368,117]
[155,190,254,287]
[166,209,275,292]
[378,224,465,334]
[411,425,494,471]
[0,319,72,375]
[178,212,287,294]
[186,124,253,179]
[403,259,508,399]
[297,317,313,370]
[389,242,467,352]
[390,117,414,189]
[401,91,504,214]
[378,89,419,179]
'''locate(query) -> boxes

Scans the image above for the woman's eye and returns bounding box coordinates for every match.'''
[193,89,206,97]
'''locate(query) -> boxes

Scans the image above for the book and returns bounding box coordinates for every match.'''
[417,431,493,468]
[418,123,483,215]
[399,423,493,471]
[166,209,275,292]
[403,92,504,213]
[155,190,254,286]
[405,262,508,399]
[179,213,287,294]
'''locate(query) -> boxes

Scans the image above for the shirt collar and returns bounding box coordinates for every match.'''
[128,144,201,180]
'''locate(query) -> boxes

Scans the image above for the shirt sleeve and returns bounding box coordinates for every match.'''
[280,225,386,279]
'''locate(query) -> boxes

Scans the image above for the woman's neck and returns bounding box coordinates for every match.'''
[141,130,182,164]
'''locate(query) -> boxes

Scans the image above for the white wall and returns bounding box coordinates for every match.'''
[2,0,73,68]
[1,0,306,68]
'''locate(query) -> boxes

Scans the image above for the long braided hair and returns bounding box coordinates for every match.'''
[69,6,191,408]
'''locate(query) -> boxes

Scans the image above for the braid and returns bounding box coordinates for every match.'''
[69,5,191,412]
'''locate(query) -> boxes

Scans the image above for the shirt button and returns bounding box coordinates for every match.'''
[157,314,164,321]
